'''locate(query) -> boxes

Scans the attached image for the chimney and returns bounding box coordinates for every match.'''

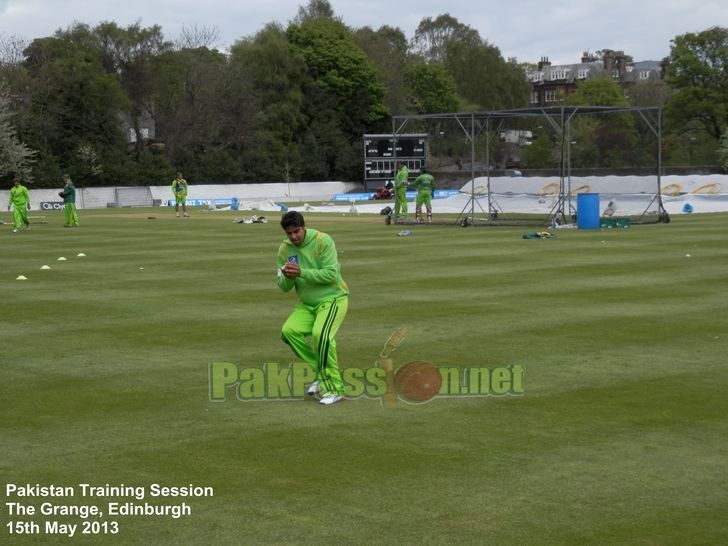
[603,50,613,72]
[616,51,626,77]
[660,57,670,80]
[537,56,551,70]
[581,51,590,63]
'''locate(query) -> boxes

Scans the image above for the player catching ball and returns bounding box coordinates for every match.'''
[276,211,349,405]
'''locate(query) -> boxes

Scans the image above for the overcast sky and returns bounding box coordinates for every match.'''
[1,0,725,65]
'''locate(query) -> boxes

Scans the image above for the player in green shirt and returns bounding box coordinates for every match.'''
[413,167,436,223]
[276,211,349,405]
[59,174,79,227]
[393,161,409,221]
[8,178,31,233]
[171,172,189,217]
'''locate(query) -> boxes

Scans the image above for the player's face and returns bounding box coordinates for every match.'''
[285,225,305,246]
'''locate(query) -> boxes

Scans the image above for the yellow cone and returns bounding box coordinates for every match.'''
[57,257,67,261]
[40,265,51,270]
[16,275,28,280]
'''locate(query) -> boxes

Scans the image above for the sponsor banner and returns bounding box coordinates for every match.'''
[333,190,459,202]
[40,202,65,210]
[166,198,234,207]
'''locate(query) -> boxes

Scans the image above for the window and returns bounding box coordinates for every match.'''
[545,89,557,102]
[577,68,589,79]
[530,91,539,104]
[639,71,650,80]
[531,72,543,82]
[550,69,568,80]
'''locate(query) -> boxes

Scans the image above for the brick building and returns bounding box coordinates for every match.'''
[528,50,669,106]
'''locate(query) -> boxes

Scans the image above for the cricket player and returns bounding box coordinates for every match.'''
[413,167,436,223]
[393,161,409,221]
[59,174,79,227]
[276,211,349,405]
[8,178,31,233]
[171,172,189,217]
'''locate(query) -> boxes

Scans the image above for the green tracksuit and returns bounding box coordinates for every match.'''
[394,165,409,218]
[61,181,79,227]
[9,184,30,229]
[414,173,436,206]
[172,178,188,205]
[277,229,349,396]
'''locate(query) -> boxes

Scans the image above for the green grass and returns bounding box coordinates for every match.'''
[2,208,727,545]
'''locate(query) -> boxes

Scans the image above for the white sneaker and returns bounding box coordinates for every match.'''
[306,381,319,397]
[176,213,180,217]
[319,394,344,405]
[12,228,18,233]
[183,212,189,217]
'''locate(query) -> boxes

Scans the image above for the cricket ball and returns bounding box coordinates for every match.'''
[395,361,441,403]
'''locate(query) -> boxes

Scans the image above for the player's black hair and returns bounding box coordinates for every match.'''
[281,211,305,230]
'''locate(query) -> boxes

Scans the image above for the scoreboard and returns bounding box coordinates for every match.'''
[363,134,427,190]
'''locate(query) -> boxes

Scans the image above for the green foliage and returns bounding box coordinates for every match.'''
[665,26,728,141]
[522,132,557,169]
[719,129,728,171]
[412,14,529,110]
[287,17,388,179]
[406,61,461,114]
[354,25,410,115]
[0,88,36,182]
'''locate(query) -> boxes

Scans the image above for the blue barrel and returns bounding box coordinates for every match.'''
[576,193,600,229]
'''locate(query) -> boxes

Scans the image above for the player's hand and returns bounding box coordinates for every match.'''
[282,262,300,278]
[26,203,31,211]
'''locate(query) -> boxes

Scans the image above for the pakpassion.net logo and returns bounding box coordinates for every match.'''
[208,361,524,405]
[209,328,523,405]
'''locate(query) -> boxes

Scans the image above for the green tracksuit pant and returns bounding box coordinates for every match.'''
[12,205,29,229]
[281,295,348,396]
[394,187,408,218]
[64,203,79,227]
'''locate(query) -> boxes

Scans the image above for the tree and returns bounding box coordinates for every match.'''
[564,77,641,169]
[664,26,728,141]
[354,25,410,115]
[412,14,529,111]
[405,61,460,114]
[287,17,387,180]
[718,129,728,171]
[19,34,130,186]
[0,88,36,182]
[411,14,480,63]
[0,33,29,67]
[292,0,337,25]
[229,23,309,181]
[152,46,228,164]
[90,21,171,161]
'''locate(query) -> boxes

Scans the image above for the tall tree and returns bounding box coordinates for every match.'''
[664,26,728,141]
[405,61,460,114]
[412,14,529,110]
[0,88,36,182]
[354,25,410,115]
[229,23,309,181]
[20,34,129,186]
[412,14,480,63]
[287,17,387,180]
[89,21,171,160]
[292,0,337,25]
